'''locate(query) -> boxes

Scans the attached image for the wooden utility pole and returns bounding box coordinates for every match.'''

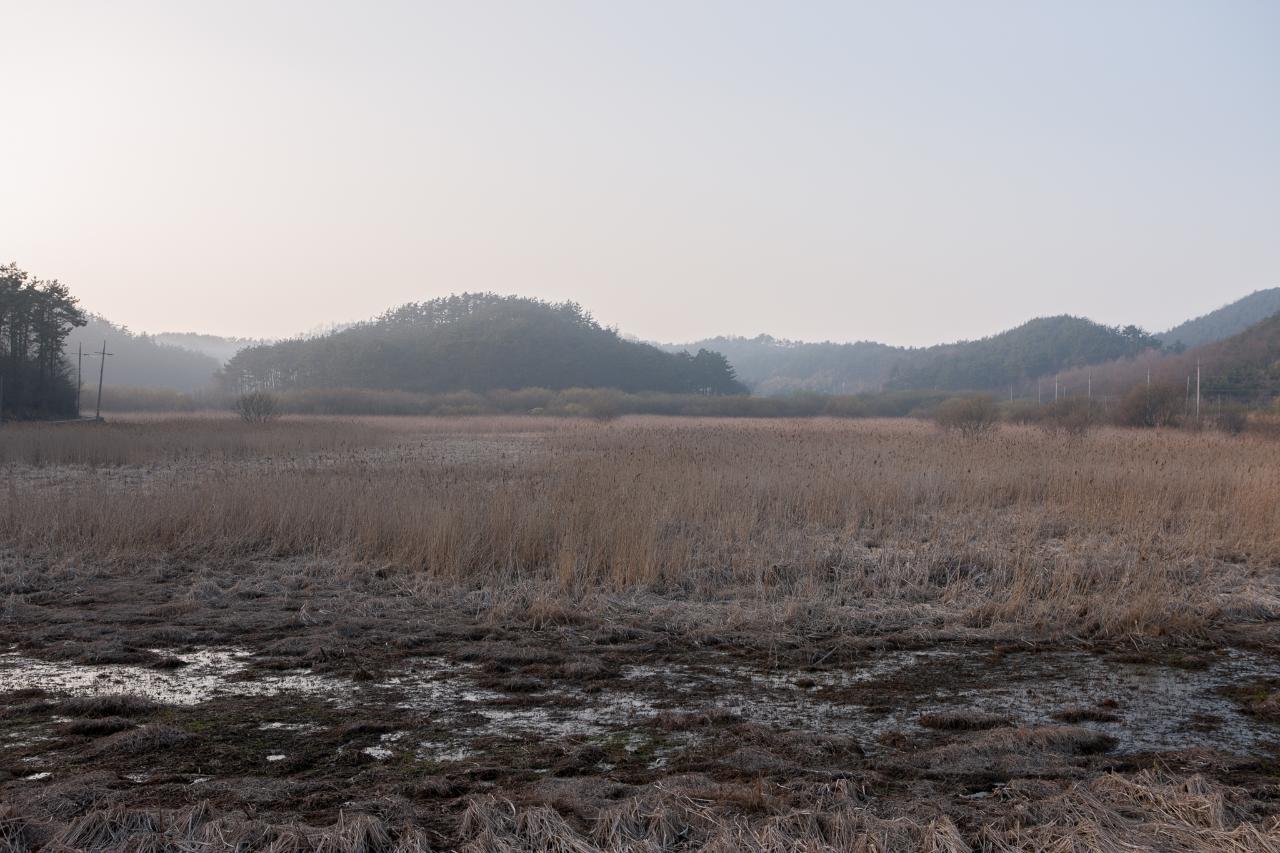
[76,342,84,417]
[1195,360,1201,421]
[94,341,113,420]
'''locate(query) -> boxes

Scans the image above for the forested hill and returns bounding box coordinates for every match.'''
[670,316,1157,395]
[65,315,222,392]
[884,316,1157,392]
[1155,288,1280,350]
[223,294,747,395]
[1057,310,1280,403]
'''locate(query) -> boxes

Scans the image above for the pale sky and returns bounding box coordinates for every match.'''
[2,1,1277,345]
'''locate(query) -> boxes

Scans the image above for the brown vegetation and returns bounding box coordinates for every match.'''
[2,415,1278,641]
[2,414,1278,850]
[933,395,1001,436]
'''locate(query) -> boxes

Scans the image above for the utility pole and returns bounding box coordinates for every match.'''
[1087,371,1092,400]
[94,340,113,420]
[1054,376,1059,402]
[1195,360,1201,421]
[76,342,84,418]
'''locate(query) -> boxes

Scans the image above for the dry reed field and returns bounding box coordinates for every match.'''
[4,415,1279,639]
[1,415,1278,850]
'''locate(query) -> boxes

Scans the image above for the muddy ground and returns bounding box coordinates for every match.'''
[1,555,1278,850]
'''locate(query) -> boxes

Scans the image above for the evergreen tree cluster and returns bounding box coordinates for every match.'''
[0,264,87,418]
[223,293,746,396]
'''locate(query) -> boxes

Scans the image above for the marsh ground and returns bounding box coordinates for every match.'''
[1,416,1278,850]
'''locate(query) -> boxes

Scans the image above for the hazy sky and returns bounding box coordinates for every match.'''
[3,1,1277,345]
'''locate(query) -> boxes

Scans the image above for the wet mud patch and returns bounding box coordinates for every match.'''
[0,647,343,706]
[2,633,1278,848]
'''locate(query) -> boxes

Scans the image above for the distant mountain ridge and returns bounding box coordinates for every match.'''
[669,289,1280,396]
[1155,288,1280,350]
[667,316,1157,396]
[73,287,1279,399]
[151,332,272,364]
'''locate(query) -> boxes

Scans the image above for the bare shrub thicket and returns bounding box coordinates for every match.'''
[1034,397,1096,436]
[3,417,1277,639]
[933,395,1000,436]
[1114,382,1185,428]
[234,390,278,423]
[1214,403,1249,435]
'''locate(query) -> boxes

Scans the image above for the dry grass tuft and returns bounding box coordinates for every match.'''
[88,723,190,756]
[918,710,1012,731]
[0,807,33,853]
[58,693,156,718]
[981,771,1280,852]
[54,806,162,850]
[58,716,135,736]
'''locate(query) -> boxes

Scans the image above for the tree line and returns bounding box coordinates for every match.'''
[223,293,747,396]
[0,264,87,419]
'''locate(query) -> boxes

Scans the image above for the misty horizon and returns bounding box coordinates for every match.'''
[64,283,1273,353]
[5,2,1277,347]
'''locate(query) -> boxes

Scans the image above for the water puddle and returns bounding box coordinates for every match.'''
[0,647,342,705]
[382,647,1279,758]
[612,647,1280,756]
[2,643,1275,764]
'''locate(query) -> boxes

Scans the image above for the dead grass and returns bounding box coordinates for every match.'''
[58,694,156,718]
[7,771,1277,853]
[917,710,1010,731]
[448,769,1280,852]
[88,723,190,756]
[58,716,135,736]
[0,414,389,467]
[2,416,1278,641]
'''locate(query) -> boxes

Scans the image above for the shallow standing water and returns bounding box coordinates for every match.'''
[3,643,1277,763]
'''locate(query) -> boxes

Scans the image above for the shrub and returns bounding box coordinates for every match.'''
[1002,401,1042,426]
[1037,398,1096,437]
[933,395,1000,437]
[823,395,872,418]
[234,391,278,424]
[1214,404,1248,435]
[1114,383,1184,428]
